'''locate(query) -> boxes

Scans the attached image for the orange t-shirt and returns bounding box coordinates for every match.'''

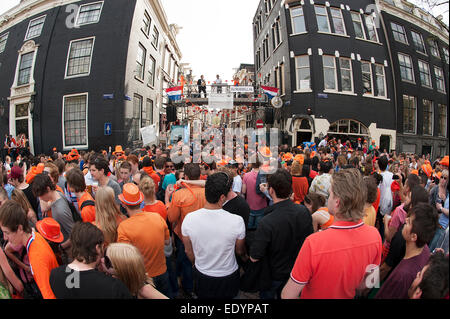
[55,185,63,194]
[372,188,381,212]
[117,212,169,277]
[27,232,59,299]
[292,176,309,204]
[167,185,206,239]
[78,192,96,223]
[142,201,167,220]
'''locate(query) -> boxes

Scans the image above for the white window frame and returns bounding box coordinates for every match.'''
[142,98,154,127]
[295,55,311,92]
[0,33,8,53]
[148,55,156,87]
[361,61,374,96]
[24,15,46,41]
[437,104,447,137]
[398,53,415,83]
[443,47,449,64]
[428,39,440,58]
[315,5,331,34]
[136,43,146,81]
[323,55,338,92]
[375,64,387,98]
[403,95,417,135]
[291,6,306,35]
[132,94,143,141]
[16,51,35,86]
[339,57,354,93]
[62,93,89,150]
[411,30,427,55]
[64,37,95,79]
[422,99,434,136]
[330,7,347,36]
[364,14,379,43]
[391,22,408,44]
[417,60,432,89]
[351,12,366,40]
[434,66,445,93]
[142,11,152,36]
[75,1,104,27]
[272,18,282,51]
[151,26,159,49]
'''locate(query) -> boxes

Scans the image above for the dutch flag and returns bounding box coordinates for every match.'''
[261,86,279,100]
[166,86,183,101]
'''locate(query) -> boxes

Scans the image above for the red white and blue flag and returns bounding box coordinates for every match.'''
[165,86,182,101]
[261,86,279,99]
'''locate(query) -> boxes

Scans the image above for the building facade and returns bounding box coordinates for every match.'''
[0,0,182,154]
[253,0,448,157]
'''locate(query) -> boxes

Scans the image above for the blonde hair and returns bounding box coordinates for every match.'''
[291,160,302,176]
[107,243,151,296]
[331,168,367,222]
[11,188,33,213]
[94,186,124,244]
[139,176,156,201]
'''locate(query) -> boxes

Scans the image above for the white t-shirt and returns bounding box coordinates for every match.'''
[379,170,393,216]
[181,208,245,277]
[232,175,242,194]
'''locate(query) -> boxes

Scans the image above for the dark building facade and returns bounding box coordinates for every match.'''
[0,0,182,155]
[253,0,448,157]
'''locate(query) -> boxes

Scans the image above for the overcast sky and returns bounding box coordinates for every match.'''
[1,0,448,83]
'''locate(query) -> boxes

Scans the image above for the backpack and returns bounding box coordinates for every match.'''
[80,200,95,210]
[155,173,166,203]
[57,191,82,223]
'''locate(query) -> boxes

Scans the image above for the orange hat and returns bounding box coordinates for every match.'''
[411,170,419,176]
[259,146,272,158]
[421,164,432,177]
[440,156,449,167]
[25,164,45,184]
[294,154,304,165]
[36,218,64,243]
[283,152,293,162]
[113,145,124,155]
[119,183,144,206]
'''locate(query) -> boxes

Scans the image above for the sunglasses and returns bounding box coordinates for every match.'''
[165,165,175,169]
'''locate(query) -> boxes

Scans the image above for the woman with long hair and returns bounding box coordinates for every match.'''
[139,176,167,221]
[103,243,168,299]
[94,186,126,245]
[304,193,334,232]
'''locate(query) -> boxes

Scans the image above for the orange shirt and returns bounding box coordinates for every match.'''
[292,176,309,204]
[55,185,63,194]
[78,192,96,223]
[291,220,382,299]
[27,232,59,299]
[142,201,167,220]
[117,211,169,277]
[372,188,381,212]
[167,185,206,239]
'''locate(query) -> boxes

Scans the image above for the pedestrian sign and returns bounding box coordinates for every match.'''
[104,123,112,136]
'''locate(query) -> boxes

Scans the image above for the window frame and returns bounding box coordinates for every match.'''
[295,55,311,91]
[17,51,35,86]
[62,93,89,150]
[142,98,154,128]
[64,37,95,79]
[75,1,104,27]
[422,99,434,136]
[0,33,8,53]
[135,43,146,81]
[148,55,156,87]
[437,104,447,137]
[428,39,440,58]
[322,55,338,92]
[364,14,379,43]
[24,15,46,41]
[361,61,374,96]
[315,5,331,34]
[442,47,449,64]
[142,11,152,37]
[272,18,282,51]
[374,64,387,98]
[132,94,143,141]
[391,22,408,44]
[434,66,445,93]
[330,7,347,36]
[351,12,366,40]
[403,95,417,135]
[398,53,415,83]
[151,26,159,50]
[290,6,306,35]
[417,60,432,89]
[339,57,354,93]
[411,30,427,55]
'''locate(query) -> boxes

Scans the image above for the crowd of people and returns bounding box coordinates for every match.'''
[0,136,448,299]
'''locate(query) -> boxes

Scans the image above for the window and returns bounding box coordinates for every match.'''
[136,44,146,80]
[323,55,337,90]
[25,16,46,40]
[422,99,433,136]
[142,99,153,127]
[417,60,432,88]
[403,95,416,134]
[411,31,426,54]
[148,55,156,87]
[295,55,310,91]
[263,35,269,61]
[256,49,261,70]
[391,22,408,44]
[291,7,306,34]
[315,6,330,33]
[402,2,414,14]
[272,19,281,49]
[63,94,88,148]
[132,94,142,141]
[339,58,353,92]
[66,38,94,78]
[275,64,285,95]
[17,52,34,86]
[142,11,151,36]
[428,39,440,58]
[361,61,373,95]
[151,27,159,49]
[0,33,8,53]
[351,12,366,39]
[365,15,379,42]
[385,0,395,5]
[375,64,387,97]
[434,67,445,92]
[330,8,346,35]
[443,47,449,64]
[76,2,103,26]
[398,53,414,82]
[437,104,447,137]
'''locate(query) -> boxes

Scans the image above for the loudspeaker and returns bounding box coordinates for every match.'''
[265,108,274,125]
[166,105,177,122]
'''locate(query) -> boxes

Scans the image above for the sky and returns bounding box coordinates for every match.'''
[1,0,448,82]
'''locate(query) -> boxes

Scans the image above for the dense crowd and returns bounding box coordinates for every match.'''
[0,136,448,299]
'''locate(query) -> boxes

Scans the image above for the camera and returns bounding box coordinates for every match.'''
[436,198,444,205]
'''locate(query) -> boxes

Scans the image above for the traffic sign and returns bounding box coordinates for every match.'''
[256,119,264,129]
[104,123,112,136]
